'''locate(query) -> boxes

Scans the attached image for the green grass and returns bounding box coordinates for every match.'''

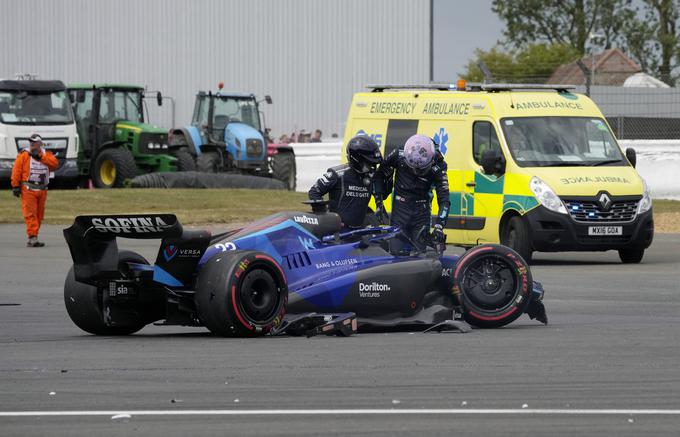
[0,189,307,225]
[652,199,680,214]
[0,189,677,227]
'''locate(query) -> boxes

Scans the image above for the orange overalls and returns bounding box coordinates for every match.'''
[10,149,59,238]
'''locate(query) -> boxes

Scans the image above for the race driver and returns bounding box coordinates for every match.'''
[308,135,383,229]
[11,134,59,247]
[375,134,450,245]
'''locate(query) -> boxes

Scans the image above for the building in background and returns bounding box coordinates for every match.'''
[548,49,642,86]
[0,0,430,138]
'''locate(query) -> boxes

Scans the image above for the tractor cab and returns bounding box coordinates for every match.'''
[169,84,296,190]
[189,89,269,172]
[68,84,194,188]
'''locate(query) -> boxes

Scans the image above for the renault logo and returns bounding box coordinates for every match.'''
[598,193,612,210]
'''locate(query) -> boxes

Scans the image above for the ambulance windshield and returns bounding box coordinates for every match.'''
[501,117,626,167]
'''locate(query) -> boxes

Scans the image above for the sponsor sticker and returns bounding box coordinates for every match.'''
[358,281,391,298]
[293,215,319,225]
[92,216,172,234]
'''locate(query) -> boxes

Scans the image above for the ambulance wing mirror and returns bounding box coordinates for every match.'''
[625,147,637,168]
[481,149,505,175]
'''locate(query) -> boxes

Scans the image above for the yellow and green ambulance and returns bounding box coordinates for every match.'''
[343,83,654,263]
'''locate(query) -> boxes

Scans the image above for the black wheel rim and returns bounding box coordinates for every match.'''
[238,267,280,323]
[461,254,518,312]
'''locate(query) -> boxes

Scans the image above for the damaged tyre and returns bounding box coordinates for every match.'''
[454,244,533,328]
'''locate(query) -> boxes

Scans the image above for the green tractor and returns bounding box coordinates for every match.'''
[68,84,195,188]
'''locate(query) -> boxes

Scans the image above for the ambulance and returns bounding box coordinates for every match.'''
[343,82,654,263]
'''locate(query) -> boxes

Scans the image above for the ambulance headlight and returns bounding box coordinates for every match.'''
[638,179,652,214]
[530,176,567,214]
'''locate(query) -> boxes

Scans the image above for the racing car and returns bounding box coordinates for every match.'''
[63,204,547,337]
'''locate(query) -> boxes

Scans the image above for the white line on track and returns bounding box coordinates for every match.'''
[2,409,680,417]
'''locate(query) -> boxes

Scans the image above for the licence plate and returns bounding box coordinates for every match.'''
[588,226,622,236]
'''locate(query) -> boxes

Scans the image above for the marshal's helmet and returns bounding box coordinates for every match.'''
[347,135,382,173]
[403,134,435,175]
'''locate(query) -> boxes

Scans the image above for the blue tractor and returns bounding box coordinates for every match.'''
[169,85,296,190]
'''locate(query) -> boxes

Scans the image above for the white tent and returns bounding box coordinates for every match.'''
[623,72,671,88]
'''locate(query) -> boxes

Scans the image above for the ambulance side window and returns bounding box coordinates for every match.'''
[472,121,501,164]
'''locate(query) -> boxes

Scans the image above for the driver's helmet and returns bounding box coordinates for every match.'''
[347,135,382,174]
[403,134,435,175]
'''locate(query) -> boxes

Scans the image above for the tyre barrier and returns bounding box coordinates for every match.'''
[129,171,287,190]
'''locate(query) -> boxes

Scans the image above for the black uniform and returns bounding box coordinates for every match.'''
[375,149,450,241]
[308,164,373,229]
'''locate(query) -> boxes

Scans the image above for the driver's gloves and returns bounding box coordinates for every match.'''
[375,201,389,225]
[432,223,446,243]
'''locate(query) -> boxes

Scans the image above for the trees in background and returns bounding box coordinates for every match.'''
[464,0,679,85]
[461,44,580,83]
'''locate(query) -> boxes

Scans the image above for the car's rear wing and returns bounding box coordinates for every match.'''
[64,214,211,286]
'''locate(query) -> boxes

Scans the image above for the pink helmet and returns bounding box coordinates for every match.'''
[403,134,435,174]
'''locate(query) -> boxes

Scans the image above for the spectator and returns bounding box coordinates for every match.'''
[278,134,291,144]
[311,129,322,143]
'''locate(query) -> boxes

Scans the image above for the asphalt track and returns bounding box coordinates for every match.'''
[1,224,679,436]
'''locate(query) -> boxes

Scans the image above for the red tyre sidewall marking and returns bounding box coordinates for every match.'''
[231,254,287,332]
[255,254,287,285]
[469,306,518,321]
[454,246,493,278]
[253,254,288,331]
[456,246,527,321]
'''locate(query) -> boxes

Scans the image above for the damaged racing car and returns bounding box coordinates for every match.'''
[63,204,548,337]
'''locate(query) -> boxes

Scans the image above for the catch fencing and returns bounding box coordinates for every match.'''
[290,141,679,200]
[582,86,680,140]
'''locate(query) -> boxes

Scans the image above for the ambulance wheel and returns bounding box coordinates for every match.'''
[272,151,296,190]
[197,151,220,173]
[64,251,149,335]
[455,244,533,328]
[93,147,137,188]
[619,247,644,264]
[173,148,196,171]
[195,251,288,337]
[502,216,533,263]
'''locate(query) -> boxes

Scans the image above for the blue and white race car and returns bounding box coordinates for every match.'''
[63,206,547,337]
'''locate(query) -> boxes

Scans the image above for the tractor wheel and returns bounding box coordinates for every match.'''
[272,152,296,190]
[197,151,221,173]
[173,148,196,171]
[195,251,288,337]
[455,244,533,329]
[64,251,150,335]
[92,147,137,188]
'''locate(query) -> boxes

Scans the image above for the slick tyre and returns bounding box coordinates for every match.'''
[454,244,533,329]
[173,148,196,171]
[271,151,296,191]
[195,251,288,337]
[501,216,533,264]
[93,147,137,188]
[196,151,221,173]
[64,251,149,335]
